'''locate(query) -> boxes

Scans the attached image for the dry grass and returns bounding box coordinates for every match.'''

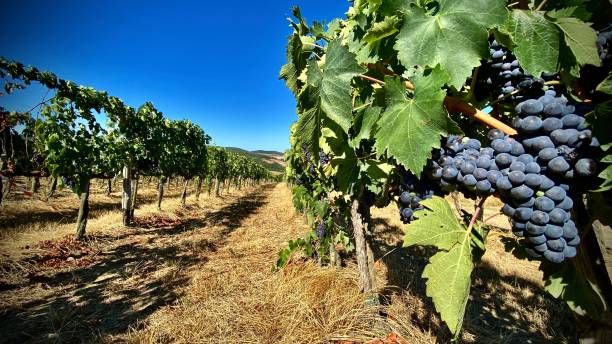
[0,180,576,343]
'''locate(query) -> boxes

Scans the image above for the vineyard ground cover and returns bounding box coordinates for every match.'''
[0,182,575,343]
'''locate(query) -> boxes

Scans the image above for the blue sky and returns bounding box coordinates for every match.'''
[0,0,350,152]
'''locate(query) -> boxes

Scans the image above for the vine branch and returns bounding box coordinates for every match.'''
[467,197,488,233]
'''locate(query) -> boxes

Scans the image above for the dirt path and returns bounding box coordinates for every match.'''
[0,183,300,343]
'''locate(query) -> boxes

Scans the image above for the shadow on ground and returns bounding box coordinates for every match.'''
[0,185,273,343]
[370,216,577,343]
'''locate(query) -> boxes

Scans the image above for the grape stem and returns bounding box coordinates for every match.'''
[356,74,518,136]
[535,0,548,11]
[467,197,488,233]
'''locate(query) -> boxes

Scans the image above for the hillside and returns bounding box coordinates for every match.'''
[225,147,286,173]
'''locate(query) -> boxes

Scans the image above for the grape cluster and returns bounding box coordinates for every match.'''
[597,27,612,68]
[475,40,548,102]
[319,151,330,166]
[397,171,437,224]
[424,90,600,263]
[315,223,326,238]
[31,153,45,169]
[301,144,316,174]
[62,176,77,190]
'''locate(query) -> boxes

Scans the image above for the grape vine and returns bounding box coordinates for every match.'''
[280,0,612,338]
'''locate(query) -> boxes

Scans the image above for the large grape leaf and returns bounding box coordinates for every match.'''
[374,68,457,177]
[279,33,309,95]
[505,10,560,76]
[321,123,359,194]
[320,39,366,133]
[423,243,473,336]
[394,0,507,88]
[553,17,600,67]
[403,197,467,249]
[403,196,474,336]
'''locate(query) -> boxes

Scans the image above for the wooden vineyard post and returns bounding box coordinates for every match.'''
[181,179,189,206]
[122,164,132,226]
[74,179,91,240]
[130,174,139,219]
[157,177,165,210]
[351,198,376,294]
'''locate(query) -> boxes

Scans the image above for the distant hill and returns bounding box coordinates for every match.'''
[225,147,286,173]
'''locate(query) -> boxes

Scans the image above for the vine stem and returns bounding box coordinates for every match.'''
[535,0,548,11]
[356,74,518,136]
[467,197,488,233]
[303,42,325,50]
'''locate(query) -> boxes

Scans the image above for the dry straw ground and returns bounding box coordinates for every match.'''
[0,179,576,343]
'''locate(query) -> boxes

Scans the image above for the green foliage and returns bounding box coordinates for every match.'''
[374,70,459,177]
[403,197,479,336]
[280,2,607,335]
[394,0,507,88]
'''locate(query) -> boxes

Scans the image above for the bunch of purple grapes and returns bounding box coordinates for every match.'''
[61,175,77,190]
[315,223,326,238]
[424,88,600,263]
[597,26,612,68]
[475,40,549,102]
[31,152,45,169]
[319,151,330,166]
[301,144,316,173]
[397,171,437,224]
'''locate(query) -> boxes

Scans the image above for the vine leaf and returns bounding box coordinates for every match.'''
[394,0,507,88]
[279,33,309,95]
[552,17,600,67]
[321,124,359,194]
[596,74,612,95]
[403,196,474,336]
[351,106,381,148]
[320,39,366,133]
[363,15,400,44]
[541,262,607,316]
[374,68,458,177]
[403,196,466,249]
[505,10,560,76]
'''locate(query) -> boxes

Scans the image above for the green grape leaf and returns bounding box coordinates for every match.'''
[296,106,322,164]
[374,68,457,177]
[351,106,381,147]
[596,165,612,192]
[505,10,560,76]
[552,17,600,67]
[322,124,359,194]
[280,33,309,95]
[423,243,473,336]
[546,7,579,19]
[320,39,366,133]
[363,159,394,181]
[394,0,507,88]
[596,73,612,95]
[363,15,400,44]
[403,196,466,250]
[403,196,476,336]
[346,32,380,65]
[542,262,608,316]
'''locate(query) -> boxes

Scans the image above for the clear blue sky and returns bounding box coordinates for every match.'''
[0,0,350,152]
